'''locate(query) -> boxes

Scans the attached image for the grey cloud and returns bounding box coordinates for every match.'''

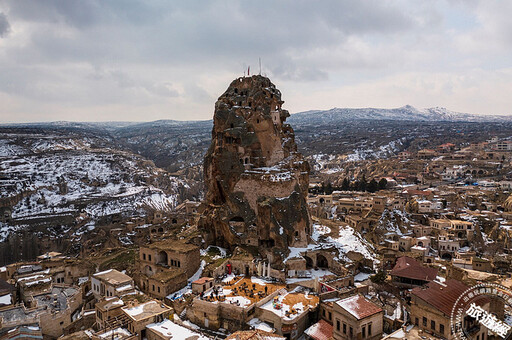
[0,0,509,121]
[2,0,421,67]
[0,12,10,37]
[148,82,180,98]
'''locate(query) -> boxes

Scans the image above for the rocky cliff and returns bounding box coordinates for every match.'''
[199,75,310,265]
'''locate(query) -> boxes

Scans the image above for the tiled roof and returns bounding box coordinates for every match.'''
[304,319,333,340]
[192,277,213,284]
[336,295,382,320]
[390,256,438,282]
[411,279,468,316]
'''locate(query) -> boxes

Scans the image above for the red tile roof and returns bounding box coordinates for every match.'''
[411,279,468,316]
[336,295,382,320]
[390,256,438,282]
[304,319,333,340]
[192,277,213,285]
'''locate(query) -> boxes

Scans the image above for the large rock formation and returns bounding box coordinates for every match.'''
[199,75,311,265]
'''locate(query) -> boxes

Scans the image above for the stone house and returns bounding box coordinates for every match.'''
[94,297,126,330]
[91,269,135,299]
[410,279,488,340]
[449,219,474,241]
[121,300,173,340]
[192,277,214,294]
[138,240,200,299]
[332,294,383,340]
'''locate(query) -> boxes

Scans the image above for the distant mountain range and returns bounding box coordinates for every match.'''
[1,105,510,129]
[289,105,512,124]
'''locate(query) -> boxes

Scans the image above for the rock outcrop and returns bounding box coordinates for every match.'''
[199,75,310,265]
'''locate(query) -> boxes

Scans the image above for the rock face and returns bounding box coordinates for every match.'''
[199,75,311,265]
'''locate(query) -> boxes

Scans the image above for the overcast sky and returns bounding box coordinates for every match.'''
[0,0,511,123]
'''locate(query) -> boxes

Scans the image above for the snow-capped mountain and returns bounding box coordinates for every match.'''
[289,105,511,124]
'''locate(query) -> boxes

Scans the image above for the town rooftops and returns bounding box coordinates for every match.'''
[390,256,438,282]
[146,239,198,253]
[0,279,15,294]
[304,319,333,340]
[121,300,172,321]
[17,264,42,275]
[411,279,469,316]
[336,294,382,320]
[226,330,285,340]
[192,277,213,285]
[93,269,132,286]
[94,327,133,339]
[37,252,63,260]
[96,297,125,311]
[151,269,184,283]
[146,319,209,339]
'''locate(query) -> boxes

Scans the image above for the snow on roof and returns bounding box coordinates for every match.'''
[93,269,132,286]
[247,318,274,333]
[0,293,11,305]
[97,327,131,339]
[115,284,134,292]
[122,300,171,321]
[336,295,382,320]
[147,319,210,339]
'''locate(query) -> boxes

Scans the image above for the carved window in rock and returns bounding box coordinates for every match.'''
[229,216,245,234]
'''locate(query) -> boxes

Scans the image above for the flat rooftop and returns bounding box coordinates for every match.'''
[93,269,132,286]
[199,275,285,307]
[34,286,79,312]
[122,300,171,321]
[260,290,319,321]
[146,240,198,253]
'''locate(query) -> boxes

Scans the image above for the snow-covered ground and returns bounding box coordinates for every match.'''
[286,224,377,265]
[0,135,189,240]
[309,137,406,173]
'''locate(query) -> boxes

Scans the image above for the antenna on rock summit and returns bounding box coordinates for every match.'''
[259,58,262,75]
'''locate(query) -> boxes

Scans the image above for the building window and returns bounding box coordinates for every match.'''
[423,317,427,327]
[431,320,436,330]
[349,327,353,337]
[322,309,326,317]
[328,311,332,320]
[362,325,366,338]
[158,287,160,293]
[415,317,419,326]
[440,324,445,334]
[336,320,340,331]
[148,254,152,261]
[143,253,146,260]
[368,323,372,336]
[152,285,155,291]
[343,323,346,334]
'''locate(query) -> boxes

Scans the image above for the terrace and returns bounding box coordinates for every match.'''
[199,275,285,307]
